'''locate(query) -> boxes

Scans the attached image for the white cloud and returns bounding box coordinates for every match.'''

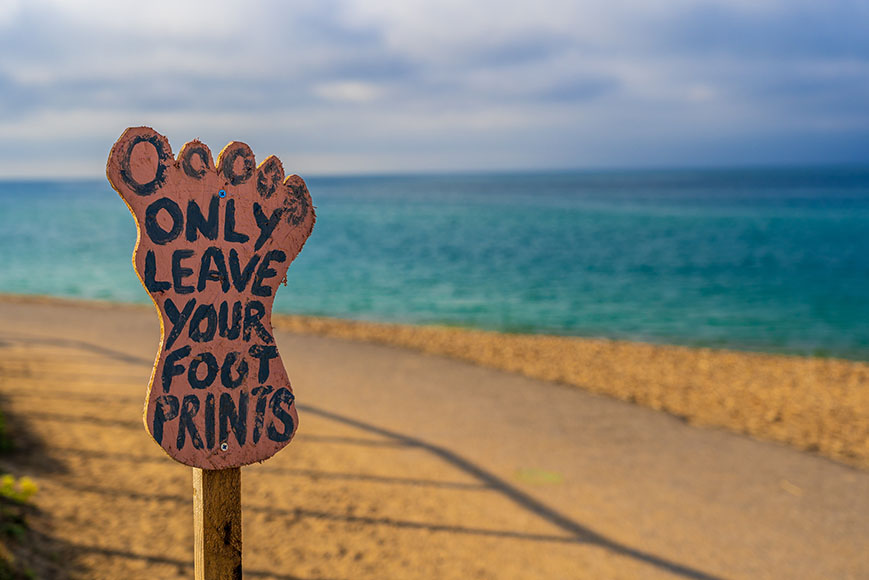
[31,0,244,36]
[313,81,385,103]
[0,0,22,26]
[0,0,865,176]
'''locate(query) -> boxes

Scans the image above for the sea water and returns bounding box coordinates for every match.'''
[1,167,868,359]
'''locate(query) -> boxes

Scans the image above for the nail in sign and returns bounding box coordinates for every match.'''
[107,127,315,469]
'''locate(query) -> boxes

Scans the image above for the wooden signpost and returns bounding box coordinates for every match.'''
[107,126,315,578]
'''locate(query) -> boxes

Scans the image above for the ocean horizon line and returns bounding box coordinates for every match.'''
[2,161,868,183]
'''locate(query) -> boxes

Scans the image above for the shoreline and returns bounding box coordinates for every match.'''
[1,292,861,362]
[1,292,867,468]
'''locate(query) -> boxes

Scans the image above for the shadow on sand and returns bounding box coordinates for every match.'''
[0,333,726,580]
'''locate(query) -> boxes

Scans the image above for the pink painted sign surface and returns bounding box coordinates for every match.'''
[106,127,315,469]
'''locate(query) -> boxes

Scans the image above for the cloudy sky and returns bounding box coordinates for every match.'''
[0,0,867,177]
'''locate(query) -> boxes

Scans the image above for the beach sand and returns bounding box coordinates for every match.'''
[0,295,867,579]
[272,314,869,470]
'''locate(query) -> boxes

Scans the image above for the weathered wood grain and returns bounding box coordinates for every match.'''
[193,467,242,580]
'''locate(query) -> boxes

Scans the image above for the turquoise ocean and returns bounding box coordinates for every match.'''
[1,167,868,360]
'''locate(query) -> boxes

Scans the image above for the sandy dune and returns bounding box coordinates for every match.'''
[0,298,866,579]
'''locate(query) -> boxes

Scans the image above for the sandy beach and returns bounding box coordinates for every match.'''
[272,313,869,469]
[0,295,867,579]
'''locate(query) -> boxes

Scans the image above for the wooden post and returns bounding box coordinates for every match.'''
[193,468,242,580]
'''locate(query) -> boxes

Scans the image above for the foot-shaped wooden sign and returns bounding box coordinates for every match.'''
[107,127,315,469]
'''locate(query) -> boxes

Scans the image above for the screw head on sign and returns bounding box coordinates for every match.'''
[220,443,228,451]
[219,189,227,198]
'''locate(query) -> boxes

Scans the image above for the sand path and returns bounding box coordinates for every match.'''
[0,299,866,579]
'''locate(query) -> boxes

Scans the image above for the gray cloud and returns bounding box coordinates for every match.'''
[0,0,866,176]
